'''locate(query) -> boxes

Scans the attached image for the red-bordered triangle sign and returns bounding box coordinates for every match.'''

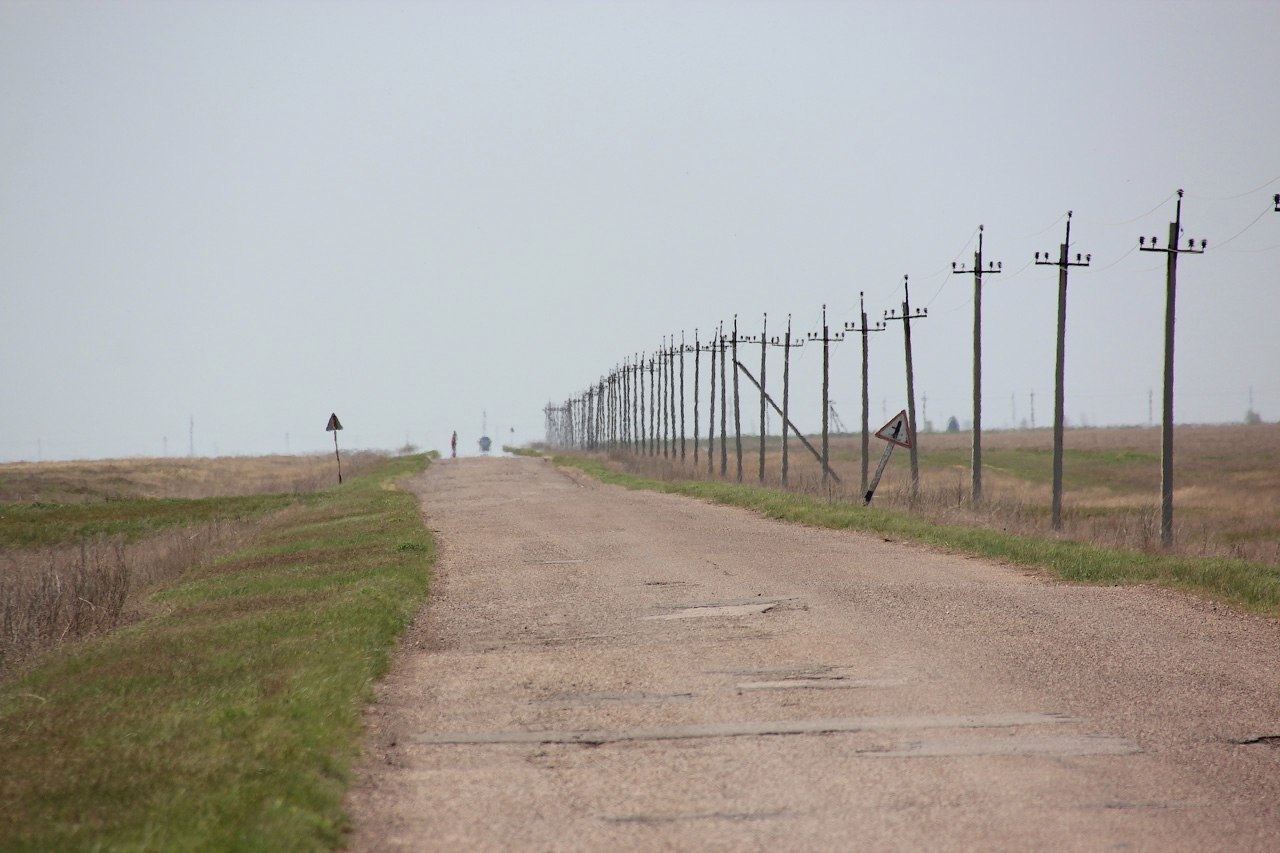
[874,409,911,448]
[326,413,343,431]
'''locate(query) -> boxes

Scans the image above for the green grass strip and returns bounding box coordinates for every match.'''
[0,454,434,851]
[544,453,1280,617]
[0,493,311,547]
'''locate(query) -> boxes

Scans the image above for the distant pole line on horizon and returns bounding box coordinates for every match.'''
[545,185,1265,538]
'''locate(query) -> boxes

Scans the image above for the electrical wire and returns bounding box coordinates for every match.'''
[1101,190,1179,227]
[1187,173,1280,202]
[1011,210,1068,241]
[1085,241,1139,273]
[1209,204,1274,250]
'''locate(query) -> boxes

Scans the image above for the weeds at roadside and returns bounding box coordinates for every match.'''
[531,448,1280,617]
[0,454,434,851]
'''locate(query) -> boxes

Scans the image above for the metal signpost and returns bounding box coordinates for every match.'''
[864,409,911,505]
[325,412,344,484]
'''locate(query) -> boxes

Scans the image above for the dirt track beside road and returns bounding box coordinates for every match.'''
[345,455,1280,851]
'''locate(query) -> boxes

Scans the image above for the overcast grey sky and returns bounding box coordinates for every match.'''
[2,0,1277,461]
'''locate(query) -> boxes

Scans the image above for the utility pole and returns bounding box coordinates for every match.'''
[690,331,701,465]
[845,291,885,496]
[707,328,718,474]
[659,338,669,459]
[1035,210,1091,531]
[757,314,767,482]
[731,315,743,482]
[635,360,642,454]
[719,324,729,478]
[952,225,1002,503]
[884,276,928,499]
[738,314,770,483]
[807,305,846,486]
[1138,189,1206,547]
[663,337,674,459]
[649,355,659,456]
[669,335,678,460]
[638,353,647,455]
[679,331,687,461]
[775,315,804,486]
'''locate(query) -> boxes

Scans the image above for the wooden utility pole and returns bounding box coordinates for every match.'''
[757,314,768,482]
[668,337,677,459]
[659,339,669,458]
[738,315,770,483]
[845,291,885,496]
[690,332,701,465]
[952,226,1002,503]
[638,353,647,455]
[1138,189,1205,547]
[632,355,642,453]
[776,315,804,486]
[707,329,718,474]
[1034,211,1091,531]
[807,305,846,486]
[731,316,743,482]
[719,325,728,477]
[883,276,928,499]
[679,331,687,461]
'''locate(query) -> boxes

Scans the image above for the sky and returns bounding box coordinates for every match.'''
[2,0,1278,461]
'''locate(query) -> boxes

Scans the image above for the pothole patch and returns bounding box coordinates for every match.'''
[643,602,779,620]
[533,691,694,708]
[858,734,1139,758]
[737,677,907,691]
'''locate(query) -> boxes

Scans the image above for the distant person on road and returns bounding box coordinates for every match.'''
[451,431,457,458]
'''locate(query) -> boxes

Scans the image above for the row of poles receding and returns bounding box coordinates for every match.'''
[547,191,1278,548]
[543,289,923,498]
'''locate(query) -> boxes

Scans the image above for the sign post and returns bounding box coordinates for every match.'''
[864,409,911,505]
[326,413,344,484]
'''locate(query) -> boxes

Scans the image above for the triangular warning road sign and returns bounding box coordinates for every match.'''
[325,413,343,431]
[874,409,911,448]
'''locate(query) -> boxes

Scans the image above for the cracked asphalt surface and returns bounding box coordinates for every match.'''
[345,455,1280,851]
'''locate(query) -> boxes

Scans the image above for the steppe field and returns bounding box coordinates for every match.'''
[593,422,1280,564]
[1,429,1277,848]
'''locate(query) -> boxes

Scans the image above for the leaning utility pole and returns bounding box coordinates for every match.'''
[1138,189,1205,548]
[1035,211,1091,531]
[952,225,1002,503]
[883,276,928,498]
[845,291,886,496]
[808,305,846,486]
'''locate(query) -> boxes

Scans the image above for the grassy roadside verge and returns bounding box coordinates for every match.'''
[0,454,434,850]
[533,451,1280,617]
[0,493,309,548]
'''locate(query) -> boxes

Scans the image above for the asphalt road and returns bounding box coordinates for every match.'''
[345,455,1280,851]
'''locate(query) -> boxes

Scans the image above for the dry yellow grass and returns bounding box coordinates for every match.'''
[0,451,386,503]
[594,423,1280,563]
[0,452,390,677]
